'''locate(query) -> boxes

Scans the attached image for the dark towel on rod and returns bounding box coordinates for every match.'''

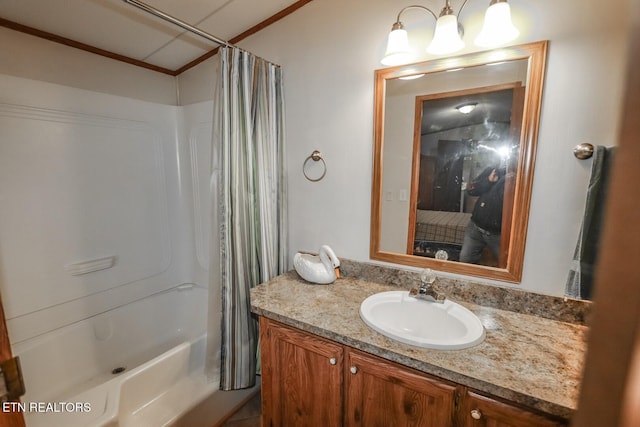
[565,145,616,300]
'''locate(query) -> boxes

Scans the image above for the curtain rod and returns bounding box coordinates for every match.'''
[123,0,235,48]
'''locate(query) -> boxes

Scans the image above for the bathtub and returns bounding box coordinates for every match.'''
[11,284,259,427]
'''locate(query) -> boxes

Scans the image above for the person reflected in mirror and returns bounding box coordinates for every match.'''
[460,166,505,264]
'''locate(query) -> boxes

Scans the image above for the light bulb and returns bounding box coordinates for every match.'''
[427,14,464,55]
[381,25,415,66]
[456,103,477,114]
[475,1,519,47]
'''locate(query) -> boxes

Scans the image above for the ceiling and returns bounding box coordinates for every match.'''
[0,0,309,75]
[421,88,515,136]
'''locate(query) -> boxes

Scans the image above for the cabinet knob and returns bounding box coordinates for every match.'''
[350,366,358,374]
[470,409,482,420]
[329,357,337,365]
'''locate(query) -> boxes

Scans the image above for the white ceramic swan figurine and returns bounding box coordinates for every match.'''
[293,245,341,284]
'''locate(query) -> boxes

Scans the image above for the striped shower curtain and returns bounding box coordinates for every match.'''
[209,47,288,390]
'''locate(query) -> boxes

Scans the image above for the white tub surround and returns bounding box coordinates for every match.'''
[14,285,258,427]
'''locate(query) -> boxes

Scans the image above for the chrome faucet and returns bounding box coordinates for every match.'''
[409,268,446,303]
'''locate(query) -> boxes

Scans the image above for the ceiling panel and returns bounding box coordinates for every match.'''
[143,32,214,69]
[0,0,305,71]
[197,0,298,38]
[2,0,172,59]
[144,0,297,68]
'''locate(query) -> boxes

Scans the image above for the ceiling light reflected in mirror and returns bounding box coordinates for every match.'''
[399,74,426,80]
[456,102,478,114]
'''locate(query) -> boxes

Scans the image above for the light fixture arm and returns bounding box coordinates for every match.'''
[437,0,472,18]
[439,0,454,17]
[394,0,474,22]
[392,1,475,28]
[457,0,471,19]
[394,5,438,26]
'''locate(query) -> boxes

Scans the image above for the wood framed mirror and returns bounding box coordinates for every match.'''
[370,41,548,282]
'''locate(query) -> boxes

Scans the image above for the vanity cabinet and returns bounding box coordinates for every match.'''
[460,391,567,427]
[259,317,567,427]
[260,317,343,426]
[345,347,456,426]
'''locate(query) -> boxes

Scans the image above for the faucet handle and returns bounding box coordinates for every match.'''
[420,268,436,286]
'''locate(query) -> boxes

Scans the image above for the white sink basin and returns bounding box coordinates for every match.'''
[359,291,485,350]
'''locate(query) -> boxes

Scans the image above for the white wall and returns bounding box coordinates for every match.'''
[0,23,222,346]
[0,74,196,344]
[180,101,216,286]
[0,27,177,105]
[178,0,630,297]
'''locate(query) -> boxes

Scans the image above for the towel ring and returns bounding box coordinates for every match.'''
[303,150,327,182]
[573,143,594,160]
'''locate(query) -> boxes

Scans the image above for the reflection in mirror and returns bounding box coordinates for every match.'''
[371,41,548,282]
[408,79,526,268]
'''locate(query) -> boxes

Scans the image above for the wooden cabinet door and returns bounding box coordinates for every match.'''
[345,348,456,427]
[260,318,343,427]
[461,391,567,427]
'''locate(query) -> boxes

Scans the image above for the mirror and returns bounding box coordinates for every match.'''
[370,41,548,282]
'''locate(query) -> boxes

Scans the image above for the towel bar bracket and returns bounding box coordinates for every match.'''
[573,143,594,160]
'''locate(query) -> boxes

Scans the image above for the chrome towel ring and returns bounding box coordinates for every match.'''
[303,150,327,182]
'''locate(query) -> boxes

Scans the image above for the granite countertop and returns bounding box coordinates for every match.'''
[250,271,587,419]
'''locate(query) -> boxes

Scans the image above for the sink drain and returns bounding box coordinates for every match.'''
[111,367,126,375]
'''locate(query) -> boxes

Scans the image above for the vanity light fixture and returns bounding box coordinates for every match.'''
[456,102,478,114]
[381,0,519,66]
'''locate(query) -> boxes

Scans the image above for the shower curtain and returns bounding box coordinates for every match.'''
[565,145,615,300]
[207,47,288,390]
